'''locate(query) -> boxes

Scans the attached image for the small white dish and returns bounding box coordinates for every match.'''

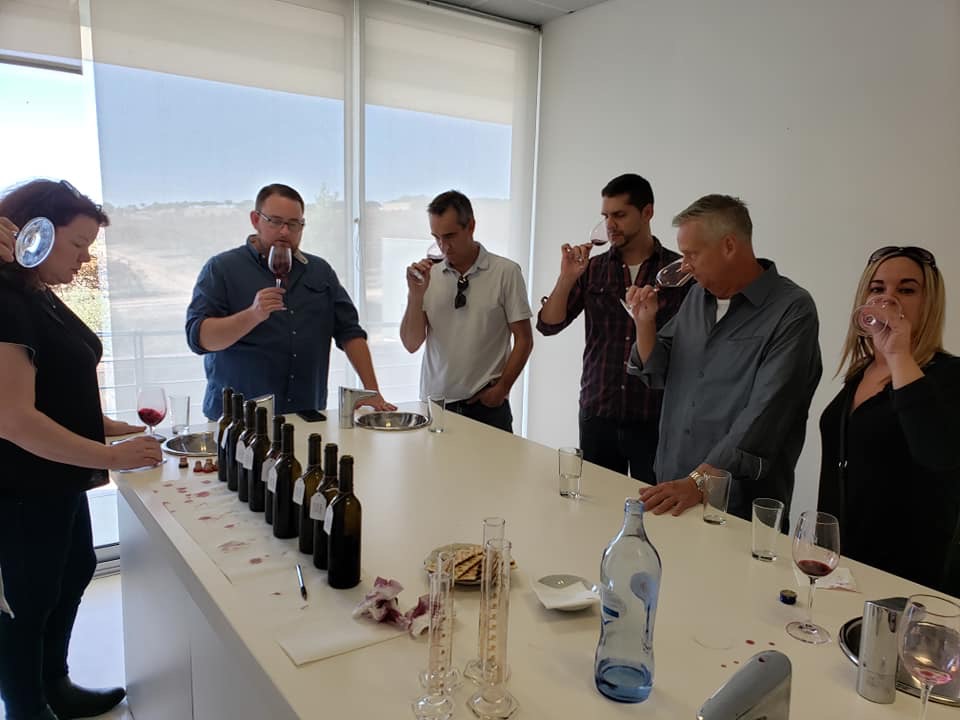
[534,574,599,612]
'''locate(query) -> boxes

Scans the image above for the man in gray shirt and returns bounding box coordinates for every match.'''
[400,191,533,433]
[625,194,821,522]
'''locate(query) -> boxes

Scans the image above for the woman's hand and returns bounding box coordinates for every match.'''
[107,436,163,470]
[0,217,17,263]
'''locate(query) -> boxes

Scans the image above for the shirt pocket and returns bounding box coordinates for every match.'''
[299,281,335,336]
[585,283,615,315]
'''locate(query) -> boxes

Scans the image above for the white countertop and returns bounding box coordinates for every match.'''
[116,405,957,718]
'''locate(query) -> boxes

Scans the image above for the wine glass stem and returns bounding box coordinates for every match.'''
[275,279,282,288]
[806,578,816,626]
[919,683,932,720]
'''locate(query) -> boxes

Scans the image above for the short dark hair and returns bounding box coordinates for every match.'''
[427,190,474,227]
[0,179,109,289]
[601,174,654,213]
[255,183,304,213]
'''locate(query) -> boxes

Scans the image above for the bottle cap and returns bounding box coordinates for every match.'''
[779,589,797,605]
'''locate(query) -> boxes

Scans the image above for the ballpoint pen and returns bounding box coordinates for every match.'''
[296,563,308,601]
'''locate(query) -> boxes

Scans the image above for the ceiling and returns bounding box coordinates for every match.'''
[434,0,608,27]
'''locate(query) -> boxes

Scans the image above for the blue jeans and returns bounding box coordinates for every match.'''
[0,492,96,719]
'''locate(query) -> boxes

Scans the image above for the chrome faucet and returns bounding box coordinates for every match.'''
[339,386,378,429]
[698,650,791,720]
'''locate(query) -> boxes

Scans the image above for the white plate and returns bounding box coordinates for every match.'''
[533,574,599,612]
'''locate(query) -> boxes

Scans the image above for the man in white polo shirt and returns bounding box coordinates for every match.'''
[400,190,533,433]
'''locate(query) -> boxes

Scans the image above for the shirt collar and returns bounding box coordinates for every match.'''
[608,236,664,264]
[736,259,778,306]
[246,235,308,265]
[443,242,490,276]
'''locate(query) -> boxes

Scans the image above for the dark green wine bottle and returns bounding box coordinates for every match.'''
[272,423,301,539]
[225,393,245,492]
[327,455,361,589]
[236,400,256,503]
[296,433,324,555]
[216,387,233,483]
[247,407,272,512]
[263,414,284,525]
[312,443,339,570]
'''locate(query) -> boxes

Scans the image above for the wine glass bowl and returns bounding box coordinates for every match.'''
[786,510,840,645]
[655,258,693,289]
[426,242,444,264]
[588,220,609,247]
[899,594,960,719]
[137,387,168,441]
[15,216,56,268]
[268,244,293,288]
[854,295,902,337]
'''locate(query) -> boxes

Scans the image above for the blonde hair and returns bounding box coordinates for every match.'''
[672,194,752,245]
[838,255,946,382]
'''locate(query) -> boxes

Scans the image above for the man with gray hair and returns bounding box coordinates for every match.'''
[400,190,533,433]
[625,194,821,522]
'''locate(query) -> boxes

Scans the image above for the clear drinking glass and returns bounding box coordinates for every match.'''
[899,594,960,720]
[558,447,583,498]
[137,387,168,441]
[427,395,445,434]
[751,498,784,561]
[268,244,293,287]
[468,538,518,719]
[169,394,191,435]
[854,295,902,337]
[412,550,455,720]
[465,517,507,684]
[701,470,731,525]
[786,511,840,644]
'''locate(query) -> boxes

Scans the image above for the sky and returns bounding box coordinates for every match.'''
[0,62,513,207]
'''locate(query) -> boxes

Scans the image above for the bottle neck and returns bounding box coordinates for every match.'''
[231,395,244,420]
[307,434,322,467]
[271,418,284,450]
[244,403,255,427]
[338,456,354,494]
[280,424,294,455]
[221,390,233,419]
[324,444,339,480]
[254,409,268,435]
[621,500,647,537]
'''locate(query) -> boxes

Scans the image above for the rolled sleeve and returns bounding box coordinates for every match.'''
[627,314,677,389]
[535,277,584,336]
[330,279,367,350]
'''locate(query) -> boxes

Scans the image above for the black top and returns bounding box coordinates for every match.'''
[0,282,107,497]
[818,352,960,594]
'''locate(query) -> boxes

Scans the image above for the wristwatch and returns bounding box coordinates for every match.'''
[688,470,706,495]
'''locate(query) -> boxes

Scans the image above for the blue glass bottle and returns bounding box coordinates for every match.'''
[594,498,661,703]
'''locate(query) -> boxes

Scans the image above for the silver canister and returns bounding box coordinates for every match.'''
[857,597,906,703]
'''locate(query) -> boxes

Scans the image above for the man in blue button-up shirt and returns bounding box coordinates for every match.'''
[185,183,395,420]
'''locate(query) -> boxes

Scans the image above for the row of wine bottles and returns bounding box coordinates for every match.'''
[215,388,361,589]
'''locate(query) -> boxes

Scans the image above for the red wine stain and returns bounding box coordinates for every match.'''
[733,660,740,665]
[176,488,188,493]
[199,516,212,521]
[768,641,776,646]
[163,482,174,487]
[224,524,235,529]
[152,490,158,494]
[720,664,727,668]
[184,499,193,503]
[249,558,263,565]
[272,592,282,596]
[201,480,212,484]
[162,500,171,506]
[196,491,210,497]
[218,540,247,553]
[746,639,755,645]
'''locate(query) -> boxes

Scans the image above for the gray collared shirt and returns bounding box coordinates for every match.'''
[628,259,822,521]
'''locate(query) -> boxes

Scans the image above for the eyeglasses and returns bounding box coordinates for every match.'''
[257,211,306,232]
[868,246,937,269]
[455,276,469,309]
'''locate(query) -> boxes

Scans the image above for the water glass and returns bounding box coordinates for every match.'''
[751,498,784,561]
[169,394,191,435]
[701,470,731,525]
[558,447,583,498]
[427,395,445,434]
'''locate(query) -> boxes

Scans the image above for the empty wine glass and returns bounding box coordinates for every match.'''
[786,511,840,645]
[899,594,960,720]
[588,220,609,247]
[137,387,168,441]
[268,244,293,288]
[854,295,902,337]
[14,216,56,268]
[619,258,694,315]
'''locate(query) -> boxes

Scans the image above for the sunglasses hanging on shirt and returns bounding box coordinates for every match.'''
[455,276,469,309]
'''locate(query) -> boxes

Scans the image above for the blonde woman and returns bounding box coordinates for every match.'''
[817,246,960,594]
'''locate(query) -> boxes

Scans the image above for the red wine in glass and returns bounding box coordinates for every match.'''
[268,245,293,288]
[786,511,840,645]
[137,387,168,442]
[588,220,609,246]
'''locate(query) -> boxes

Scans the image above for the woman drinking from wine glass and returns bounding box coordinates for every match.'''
[818,246,960,595]
[0,180,162,720]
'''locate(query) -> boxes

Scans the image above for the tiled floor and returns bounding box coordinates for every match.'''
[1,574,132,720]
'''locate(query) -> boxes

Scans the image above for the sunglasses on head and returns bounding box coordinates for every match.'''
[455,276,469,309]
[868,246,937,269]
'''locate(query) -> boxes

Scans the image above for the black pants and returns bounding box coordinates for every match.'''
[0,492,96,719]
[446,399,513,433]
[579,413,658,484]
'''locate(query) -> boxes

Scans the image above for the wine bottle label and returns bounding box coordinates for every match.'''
[241,444,254,470]
[267,466,278,492]
[293,479,305,505]
[261,458,275,487]
[322,505,334,535]
[310,494,327,521]
[221,431,230,449]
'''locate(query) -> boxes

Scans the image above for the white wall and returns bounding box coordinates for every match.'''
[527,0,960,518]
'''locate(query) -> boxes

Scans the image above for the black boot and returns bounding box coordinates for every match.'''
[10,705,59,720]
[44,677,125,719]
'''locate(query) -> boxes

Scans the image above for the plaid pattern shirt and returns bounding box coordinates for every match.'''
[536,238,689,423]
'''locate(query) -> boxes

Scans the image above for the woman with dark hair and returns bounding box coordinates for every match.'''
[818,246,960,595]
[0,180,162,720]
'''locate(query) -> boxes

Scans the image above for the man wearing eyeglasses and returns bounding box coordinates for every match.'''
[400,190,533,433]
[186,183,395,419]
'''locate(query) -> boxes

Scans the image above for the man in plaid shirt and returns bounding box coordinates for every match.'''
[537,174,690,482]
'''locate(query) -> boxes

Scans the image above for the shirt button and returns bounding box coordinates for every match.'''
[624,336,630,341]
[698,371,704,378]
[620,384,625,390]
[684,429,691,435]
[289,374,294,379]
[292,330,297,335]
[293,353,297,358]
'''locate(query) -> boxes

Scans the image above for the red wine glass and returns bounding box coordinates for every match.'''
[268,244,293,288]
[137,387,168,441]
[899,594,960,720]
[588,220,609,247]
[786,510,840,644]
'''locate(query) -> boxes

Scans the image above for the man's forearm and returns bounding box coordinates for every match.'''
[343,337,381,391]
[497,326,534,393]
[399,297,427,352]
[635,320,657,364]
[198,310,261,352]
[539,276,576,325]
